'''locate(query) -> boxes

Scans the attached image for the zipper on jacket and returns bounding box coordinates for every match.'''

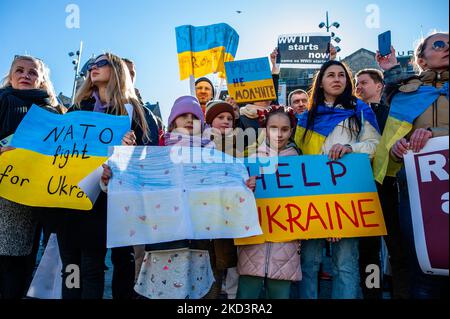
[264,242,272,278]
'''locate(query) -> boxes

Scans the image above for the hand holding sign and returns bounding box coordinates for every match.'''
[277,33,331,68]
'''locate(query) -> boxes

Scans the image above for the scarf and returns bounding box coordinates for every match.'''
[163,131,215,148]
[239,104,269,119]
[0,87,53,139]
[294,99,379,155]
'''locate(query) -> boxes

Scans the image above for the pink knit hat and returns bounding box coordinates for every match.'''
[167,96,205,128]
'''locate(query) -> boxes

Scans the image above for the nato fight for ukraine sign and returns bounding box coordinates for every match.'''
[175,23,239,80]
[235,154,387,245]
[0,105,130,210]
[225,57,276,104]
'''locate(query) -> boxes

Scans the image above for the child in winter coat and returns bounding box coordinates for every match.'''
[134,96,255,299]
[237,105,302,299]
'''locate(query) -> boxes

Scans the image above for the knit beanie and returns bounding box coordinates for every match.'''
[195,77,215,98]
[205,100,236,125]
[167,95,205,128]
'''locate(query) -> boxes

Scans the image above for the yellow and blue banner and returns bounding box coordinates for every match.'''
[235,153,387,245]
[175,23,239,80]
[373,82,448,184]
[0,105,130,210]
[294,99,379,155]
[225,57,276,103]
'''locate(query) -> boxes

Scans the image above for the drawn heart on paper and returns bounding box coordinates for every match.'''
[239,197,245,203]
[138,215,146,221]
[245,226,250,231]
[155,204,161,209]
[163,266,169,271]
[152,225,158,230]
[124,206,130,212]
[129,229,136,237]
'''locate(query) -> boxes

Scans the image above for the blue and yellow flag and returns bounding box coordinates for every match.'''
[373,82,449,184]
[0,105,130,210]
[175,23,239,80]
[294,99,379,155]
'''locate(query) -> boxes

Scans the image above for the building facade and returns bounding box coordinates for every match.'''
[279,48,415,105]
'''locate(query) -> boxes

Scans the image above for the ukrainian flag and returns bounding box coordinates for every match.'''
[295,99,379,155]
[373,82,449,184]
[175,23,239,80]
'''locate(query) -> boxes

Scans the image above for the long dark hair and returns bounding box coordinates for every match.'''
[303,60,360,141]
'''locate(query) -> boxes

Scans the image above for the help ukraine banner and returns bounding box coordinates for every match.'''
[175,23,239,80]
[235,153,387,245]
[225,57,276,104]
[0,105,130,210]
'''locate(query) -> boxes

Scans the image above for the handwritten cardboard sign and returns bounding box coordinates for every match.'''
[224,57,276,103]
[106,146,262,248]
[0,105,130,210]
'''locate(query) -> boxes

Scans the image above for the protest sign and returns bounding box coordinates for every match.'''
[224,57,276,103]
[0,134,13,147]
[0,105,130,210]
[277,33,331,68]
[106,146,261,248]
[176,23,239,80]
[404,136,449,276]
[235,153,387,245]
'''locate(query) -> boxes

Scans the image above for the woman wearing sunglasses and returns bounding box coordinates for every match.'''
[57,53,159,299]
[0,55,64,299]
[374,32,449,299]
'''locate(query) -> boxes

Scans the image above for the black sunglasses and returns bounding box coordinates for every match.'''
[87,59,110,71]
[432,40,449,51]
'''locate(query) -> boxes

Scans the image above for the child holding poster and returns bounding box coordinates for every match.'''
[294,60,381,299]
[204,100,240,298]
[236,105,302,299]
[131,96,256,299]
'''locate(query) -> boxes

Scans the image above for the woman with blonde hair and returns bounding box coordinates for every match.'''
[0,55,63,299]
[57,53,159,299]
[374,31,449,299]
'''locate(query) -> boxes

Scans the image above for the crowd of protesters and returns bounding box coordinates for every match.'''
[0,30,448,300]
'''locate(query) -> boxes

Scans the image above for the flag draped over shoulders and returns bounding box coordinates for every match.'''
[373,82,449,184]
[294,99,379,155]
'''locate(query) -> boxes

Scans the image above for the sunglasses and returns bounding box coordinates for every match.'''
[87,59,110,71]
[432,40,449,51]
